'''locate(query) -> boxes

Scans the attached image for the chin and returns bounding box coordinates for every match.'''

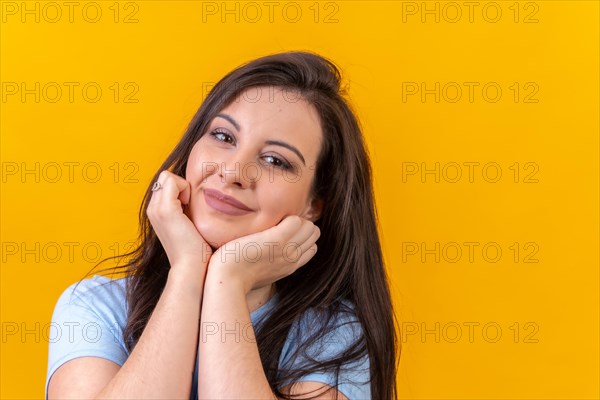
[187,204,280,250]
[195,222,234,249]
[186,204,239,249]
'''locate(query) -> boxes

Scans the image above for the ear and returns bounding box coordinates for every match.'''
[303,197,324,222]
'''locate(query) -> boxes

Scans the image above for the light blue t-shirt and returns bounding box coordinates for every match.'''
[45,275,371,399]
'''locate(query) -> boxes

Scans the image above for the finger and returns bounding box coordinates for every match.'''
[282,215,304,231]
[178,182,191,207]
[164,171,191,205]
[294,243,318,269]
[270,215,304,241]
[281,226,319,265]
[287,219,319,248]
[295,225,320,259]
[152,171,191,210]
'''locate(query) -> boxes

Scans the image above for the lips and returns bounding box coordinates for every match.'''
[203,188,254,216]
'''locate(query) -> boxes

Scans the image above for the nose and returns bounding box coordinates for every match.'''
[218,148,258,188]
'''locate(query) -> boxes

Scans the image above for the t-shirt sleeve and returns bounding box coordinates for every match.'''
[45,278,129,400]
[277,304,372,400]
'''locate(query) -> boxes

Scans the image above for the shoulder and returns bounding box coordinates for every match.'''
[56,274,127,309]
[46,275,130,398]
[55,275,127,311]
[50,275,129,343]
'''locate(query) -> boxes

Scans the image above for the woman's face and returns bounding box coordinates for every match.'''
[184,86,324,249]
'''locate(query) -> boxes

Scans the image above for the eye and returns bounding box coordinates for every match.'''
[209,129,235,144]
[262,154,293,171]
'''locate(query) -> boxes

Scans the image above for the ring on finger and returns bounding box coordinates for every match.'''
[151,181,162,192]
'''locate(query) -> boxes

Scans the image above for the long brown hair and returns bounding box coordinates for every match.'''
[84,51,399,400]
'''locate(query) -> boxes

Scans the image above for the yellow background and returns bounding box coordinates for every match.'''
[1,1,598,398]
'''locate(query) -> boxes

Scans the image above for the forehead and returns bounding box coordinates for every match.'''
[216,86,323,152]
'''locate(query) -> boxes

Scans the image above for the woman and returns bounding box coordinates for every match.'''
[46,51,399,400]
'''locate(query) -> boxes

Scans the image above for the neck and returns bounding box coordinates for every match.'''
[246,283,276,313]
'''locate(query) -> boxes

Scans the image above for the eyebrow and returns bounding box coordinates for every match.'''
[215,113,306,166]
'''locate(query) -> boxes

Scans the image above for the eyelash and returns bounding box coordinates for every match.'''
[209,129,294,171]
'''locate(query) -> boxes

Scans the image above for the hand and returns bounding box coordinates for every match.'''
[207,215,320,294]
[146,170,213,270]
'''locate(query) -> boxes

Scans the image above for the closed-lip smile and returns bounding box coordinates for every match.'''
[203,188,254,215]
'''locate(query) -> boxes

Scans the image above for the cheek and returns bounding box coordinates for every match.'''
[186,146,214,182]
[259,183,309,216]
[185,144,200,177]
